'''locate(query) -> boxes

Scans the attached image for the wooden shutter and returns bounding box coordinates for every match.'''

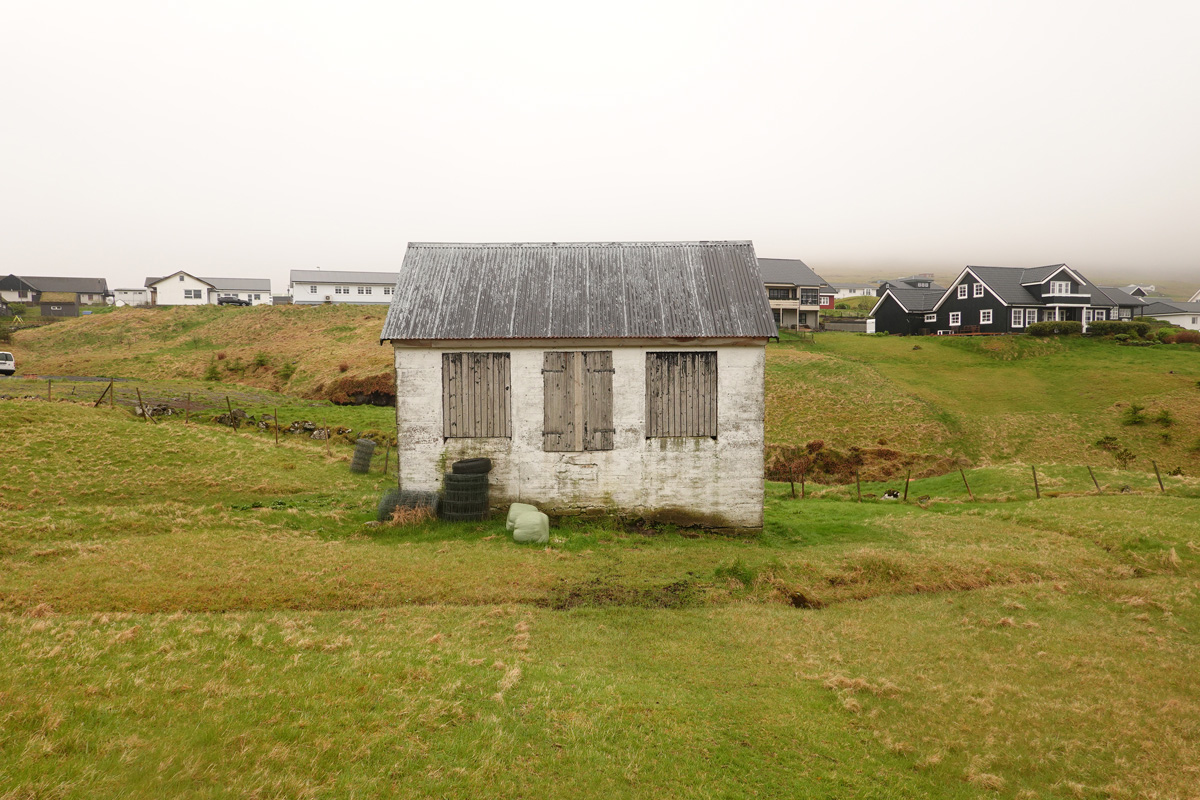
[543,351,614,452]
[542,351,574,451]
[442,352,510,438]
[646,352,717,437]
[582,350,614,451]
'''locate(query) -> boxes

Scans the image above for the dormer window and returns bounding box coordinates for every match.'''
[1049,280,1071,295]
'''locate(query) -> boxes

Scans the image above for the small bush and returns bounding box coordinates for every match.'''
[1166,330,1200,344]
[277,362,296,382]
[1114,448,1137,470]
[1093,435,1119,452]
[216,351,227,361]
[1026,320,1083,336]
[338,362,350,373]
[1155,409,1174,427]
[1154,327,1179,342]
[1114,333,1130,342]
[252,352,270,368]
[1121,403,1147,426]
[203,362,220,382]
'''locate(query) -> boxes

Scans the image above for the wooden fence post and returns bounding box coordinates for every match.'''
[226,396,236,430]
[110,381,115,409]
[1087,466,1102,494]
[903,470,910,502]
[801,470,806,500]
[135,387,157,424]
[47,379,51,401]
[960,468,974,501]
[1152,460,1165,493]
[274,406,279,445]
[1031,465,1040,499]
[324,421,331,455]
[185,392,191,425]
[94,379,112,408]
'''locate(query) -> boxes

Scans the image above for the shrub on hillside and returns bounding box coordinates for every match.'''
[1166,330,1200,344]
[1087,320,1150,338]
[277,362,296,382]
[1154,327,1181,342]
[203,362,220,382]
[1026,320,1082,336]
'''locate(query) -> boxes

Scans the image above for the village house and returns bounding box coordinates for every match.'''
[872,264,1145,335]
[756,257,833,329]
[0,275,111,317]
[876,274,944,295]
[289,269,399,304]
[381,241,776,529]
[831,282,877,299]
[112,287,151,306]
[145,272,272,305]
[1141,300,1200,331]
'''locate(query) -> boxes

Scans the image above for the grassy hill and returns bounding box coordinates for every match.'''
[1,398,1198,797]
[6,303,394,399]
[9,307,1200,473]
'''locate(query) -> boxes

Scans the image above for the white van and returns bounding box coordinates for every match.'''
[0,351,15,376]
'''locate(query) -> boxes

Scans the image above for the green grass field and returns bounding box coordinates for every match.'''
[2,398,1199,798]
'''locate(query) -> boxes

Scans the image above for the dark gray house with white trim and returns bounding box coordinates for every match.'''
[871,264,1146,335]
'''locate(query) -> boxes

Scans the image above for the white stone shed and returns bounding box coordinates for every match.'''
[380,241,777,529]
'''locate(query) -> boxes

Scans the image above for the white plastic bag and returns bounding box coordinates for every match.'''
[512,511,550,545]
[506,503,538,531]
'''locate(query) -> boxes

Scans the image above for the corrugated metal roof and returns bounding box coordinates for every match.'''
[290,269,399,285]
[381,241,777,341]
[22,276,109,294]
[757,258,831,288]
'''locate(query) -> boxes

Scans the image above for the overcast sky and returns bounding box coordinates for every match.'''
[3,0,1198,293]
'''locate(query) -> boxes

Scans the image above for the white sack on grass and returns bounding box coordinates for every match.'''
[512,511,550,545]
[506,503,539,531]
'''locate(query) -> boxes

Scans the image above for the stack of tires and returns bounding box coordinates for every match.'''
[439,458,492,521]
[349,439,376,474]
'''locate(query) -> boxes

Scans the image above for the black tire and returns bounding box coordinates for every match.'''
[451,458,492,474]
[443,472,488,486]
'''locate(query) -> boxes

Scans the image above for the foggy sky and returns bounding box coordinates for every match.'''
[3,0,1198,294]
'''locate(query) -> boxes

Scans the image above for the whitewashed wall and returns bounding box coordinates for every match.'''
[152,274,214,305]
[292,282,394,304]
[394,343,766,529]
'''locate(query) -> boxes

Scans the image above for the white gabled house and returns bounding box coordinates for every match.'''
[380,241,777,529]
[146,272,272,305]
[289,269,399,304]
[1140,301,1200,331]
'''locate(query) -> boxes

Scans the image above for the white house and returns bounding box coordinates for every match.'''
[146,272,271,305]
[380,241,777,530]
[113,288,151,306]
[831,283,877,299]
[290,269,399,304]
[1141,301,1200,331]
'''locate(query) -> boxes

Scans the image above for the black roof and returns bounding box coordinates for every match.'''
[873,288,942,314]
[933,265,1143,310]
[381,241,778,341]
[756,258,831,289]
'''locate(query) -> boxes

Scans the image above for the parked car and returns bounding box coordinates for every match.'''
[0,351,14,376]
[217,296,251,306]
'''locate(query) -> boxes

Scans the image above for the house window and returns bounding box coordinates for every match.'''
[1049,281,1071,295]
[1093,309,1105,320]
[1012,309,1025,327]
[799,289,820,305]
[543,351,614,452]
[335,286,350,294]
[442,353,511,438]
[949,312,961,326]
[767,287,795,300]
[798,312,808,326]
[179,275,185,282]
[957,284,968,299]
[357,286,373,295]
[18,289,27,298]
[973,284,984,298]
[308,285,317,294]
[925,313,936,322]
[646,352,717,438]
[253,294,261,300]
[980,309,993,324]
[917,282,929,288]
[183,289,202,299]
